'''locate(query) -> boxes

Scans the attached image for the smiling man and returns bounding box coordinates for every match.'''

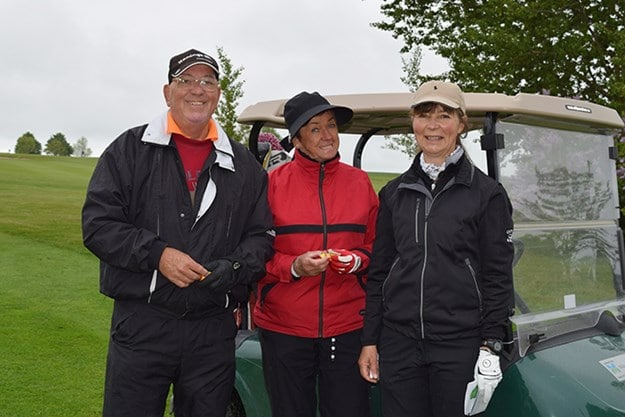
[82,48,274,417]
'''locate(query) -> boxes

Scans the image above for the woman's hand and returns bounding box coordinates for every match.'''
[358,345,380,383]
[292,250,330,277]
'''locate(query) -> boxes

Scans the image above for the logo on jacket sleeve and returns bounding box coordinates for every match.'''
[506,229,514,243]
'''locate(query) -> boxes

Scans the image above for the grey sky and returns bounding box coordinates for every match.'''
[0,0,447,172]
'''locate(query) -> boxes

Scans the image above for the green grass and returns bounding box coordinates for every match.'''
[512,234,618,312]
[4,153,619,414]
[0,153,108,417]
[368,172,399,192]
[0,152,396,415]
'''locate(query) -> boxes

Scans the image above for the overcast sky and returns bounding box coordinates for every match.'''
[0,0,448,172]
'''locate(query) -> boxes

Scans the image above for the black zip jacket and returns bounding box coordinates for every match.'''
[362,154,514,344]
[82,113,274,318]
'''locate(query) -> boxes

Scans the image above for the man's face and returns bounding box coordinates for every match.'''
[163,65,220,138]
[292,110,340,163]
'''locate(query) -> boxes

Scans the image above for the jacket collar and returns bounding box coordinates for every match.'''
[406,153,474,187]
[451,154,475,187]
[141,111,235,172]
[293,149,340,175]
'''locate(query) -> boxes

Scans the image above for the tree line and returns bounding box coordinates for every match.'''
[11,46,252,158]
[14,132,92,157]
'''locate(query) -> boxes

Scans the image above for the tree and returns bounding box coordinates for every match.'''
[14,132,41,154]
[383,46,423,158]
[73,136,93,157]
[374,0,625,216]
[214,46,250,144]
[374,0,624,109]
[44,132,73,156]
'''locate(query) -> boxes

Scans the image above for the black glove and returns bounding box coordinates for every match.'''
[198,259,242,293]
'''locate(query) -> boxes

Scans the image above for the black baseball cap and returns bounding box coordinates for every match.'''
[168,49,220,83]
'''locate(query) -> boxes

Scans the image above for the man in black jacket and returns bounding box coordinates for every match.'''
[82,48,274,417]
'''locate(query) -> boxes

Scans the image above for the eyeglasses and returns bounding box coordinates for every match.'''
[171,76,219,91]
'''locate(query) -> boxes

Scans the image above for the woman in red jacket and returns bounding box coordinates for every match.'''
[254,91,379,417]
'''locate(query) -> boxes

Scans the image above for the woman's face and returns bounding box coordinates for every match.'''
[292,110,340,163]
[412,104,465,165]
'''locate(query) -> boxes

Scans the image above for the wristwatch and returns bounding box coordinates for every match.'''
[481,339,503,355]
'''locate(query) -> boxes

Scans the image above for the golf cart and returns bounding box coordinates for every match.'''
[227,91,625,417]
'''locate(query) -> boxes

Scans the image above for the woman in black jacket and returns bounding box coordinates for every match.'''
[358,81,514,417]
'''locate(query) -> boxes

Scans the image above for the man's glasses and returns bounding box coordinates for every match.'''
[172,76,219,91]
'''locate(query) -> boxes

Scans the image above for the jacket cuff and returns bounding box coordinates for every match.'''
[148,240,169,270]
[352,248,371,273]
[290,262,302,281]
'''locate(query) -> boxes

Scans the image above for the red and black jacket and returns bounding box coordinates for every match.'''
[254,151,379,338]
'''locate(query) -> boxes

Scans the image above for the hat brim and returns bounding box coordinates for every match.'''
[288,104,353,139]
[411,95,462,110]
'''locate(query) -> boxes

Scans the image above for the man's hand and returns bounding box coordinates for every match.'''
[158,247,208,288]
[325,249,361,274]
[197,259,242,293]
[358,345,379,383]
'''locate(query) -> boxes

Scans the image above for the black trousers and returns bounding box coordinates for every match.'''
[258,328,371,417]
[102,300,237,417]
[378,325,481,417]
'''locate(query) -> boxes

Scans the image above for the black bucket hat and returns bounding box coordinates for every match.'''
[284,91,353,139]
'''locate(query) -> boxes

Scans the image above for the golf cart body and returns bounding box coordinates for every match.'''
[231,92,625,417]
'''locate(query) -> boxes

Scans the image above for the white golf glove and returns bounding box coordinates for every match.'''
[464,349,503,416]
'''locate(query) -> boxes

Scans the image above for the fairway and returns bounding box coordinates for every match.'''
[0,154,109,416]
[0,234,109,416]
[0,153,396,416]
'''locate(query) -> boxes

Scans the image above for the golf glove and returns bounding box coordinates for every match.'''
[199,259,242,293]
[327,249,361,274]
[463,349,503,416]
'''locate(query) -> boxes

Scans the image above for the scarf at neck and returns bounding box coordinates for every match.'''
[420,146,464,182]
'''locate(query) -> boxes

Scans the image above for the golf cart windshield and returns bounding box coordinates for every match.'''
[484,120,625,356]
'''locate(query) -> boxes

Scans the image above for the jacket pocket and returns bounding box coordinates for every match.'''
[464,258,482,311]
[414,199,421,244]
[382,257,401,302]
[259,282,277,307]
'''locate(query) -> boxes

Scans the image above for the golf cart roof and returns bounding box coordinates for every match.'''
[238,92,624,135]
